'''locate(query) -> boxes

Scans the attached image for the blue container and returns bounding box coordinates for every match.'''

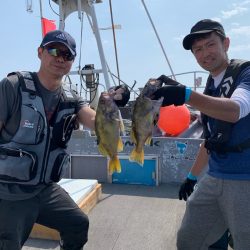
[112,157,158,186]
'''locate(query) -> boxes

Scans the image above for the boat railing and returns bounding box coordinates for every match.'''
[130,70,208,100]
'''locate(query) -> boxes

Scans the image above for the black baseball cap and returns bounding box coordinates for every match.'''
[183,19,226,50]
[40,30,76,56]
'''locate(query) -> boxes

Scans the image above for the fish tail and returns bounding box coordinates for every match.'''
[118,110,125,134]
[109,156,121,175]
[117,137,123,152]
[129,148,144,166]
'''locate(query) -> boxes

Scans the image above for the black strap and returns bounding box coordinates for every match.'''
[7,71,37,95]
[222,138,250,153]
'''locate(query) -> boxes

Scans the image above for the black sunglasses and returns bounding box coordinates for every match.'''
[44,47,75,61]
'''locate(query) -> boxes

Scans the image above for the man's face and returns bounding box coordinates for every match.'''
[191,32,229,75]
[38,42,74,78]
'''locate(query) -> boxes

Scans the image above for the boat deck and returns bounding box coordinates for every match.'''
[23,183,184,250]
[23,183,232,250]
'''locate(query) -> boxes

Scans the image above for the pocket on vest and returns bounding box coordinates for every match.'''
[52,114,77,148]
[0,147,37,182]
[13,104,45,145]
[49,150,70,182]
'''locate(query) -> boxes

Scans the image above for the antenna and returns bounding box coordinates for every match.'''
[26,0,33,13]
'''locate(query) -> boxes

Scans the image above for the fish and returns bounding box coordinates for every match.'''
[129,79,163,166]
[95,92,125,174]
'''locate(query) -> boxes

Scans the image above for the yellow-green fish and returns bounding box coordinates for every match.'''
[129,79,163,166]
[95,92,124,174]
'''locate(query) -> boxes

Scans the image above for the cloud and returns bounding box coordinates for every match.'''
[173,35,183,42]
[221,6,248,19]
[234,0,250,7]
[211,17,222,22]
[230,43,250,52]
[220,1,250,19]
[230,25,250,36]
[103,39,110,45]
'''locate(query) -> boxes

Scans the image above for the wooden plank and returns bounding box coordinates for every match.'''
[30,183,102,240]
[78,183,102,214]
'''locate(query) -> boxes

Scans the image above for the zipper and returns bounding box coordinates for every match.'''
[58,154,69,173]
[39,126,51,183]
[62,114,76,141]
[37,88,51,184]
[19,149,23,157]
[25,103,37,112]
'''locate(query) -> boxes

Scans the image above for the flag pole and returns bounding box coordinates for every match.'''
[39,0,44,38]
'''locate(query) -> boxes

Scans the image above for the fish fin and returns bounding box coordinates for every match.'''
[130,129,136,143]
[98,143,108,156]
[145,136,152,145]
[109,156,121,174]
[129,148,144,166]
[118,110,125,135]
[117,137,124,152]
[151,97,164,112]
[120,122,125,135]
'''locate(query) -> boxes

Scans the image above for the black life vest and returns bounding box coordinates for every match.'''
[202,59,250,153]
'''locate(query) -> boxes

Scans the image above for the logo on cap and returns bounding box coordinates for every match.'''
[55,33,67,41]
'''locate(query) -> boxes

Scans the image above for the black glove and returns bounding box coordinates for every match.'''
[109,84,130,107]
[157,75,180,86]
[152,75,186,106]
[178,178,197,201]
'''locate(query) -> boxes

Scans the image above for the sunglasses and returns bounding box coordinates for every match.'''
[45,47,75,61]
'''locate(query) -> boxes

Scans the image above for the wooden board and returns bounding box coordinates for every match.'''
[30,182,102,240]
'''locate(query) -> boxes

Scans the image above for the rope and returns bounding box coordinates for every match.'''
[48,0,59,16]
[141,0,176,80]
[78,12,84,71]
[109,0,121,86]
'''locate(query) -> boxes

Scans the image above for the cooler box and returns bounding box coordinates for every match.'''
[112,156,158,186]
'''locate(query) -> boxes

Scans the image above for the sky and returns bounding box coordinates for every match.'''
[1,0,250,94]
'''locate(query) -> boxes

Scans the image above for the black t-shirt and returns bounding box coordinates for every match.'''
[0,72,86,200]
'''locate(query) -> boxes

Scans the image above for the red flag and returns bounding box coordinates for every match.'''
[41,17,56,37]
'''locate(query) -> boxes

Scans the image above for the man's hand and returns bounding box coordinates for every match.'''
[178,178,197,201]
[151,75,186,106]
[109,84,130,107]
[157,75,180,86]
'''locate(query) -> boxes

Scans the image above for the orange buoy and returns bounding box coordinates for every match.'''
[157,105,190,136]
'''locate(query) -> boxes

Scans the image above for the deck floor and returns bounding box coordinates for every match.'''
[23,183,232,250]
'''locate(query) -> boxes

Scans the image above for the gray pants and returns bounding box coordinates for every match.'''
[0,183,89,250]
[177,174,250,250]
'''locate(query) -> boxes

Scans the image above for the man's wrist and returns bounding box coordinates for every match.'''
[187,172,197,181]
[185,87,192,102]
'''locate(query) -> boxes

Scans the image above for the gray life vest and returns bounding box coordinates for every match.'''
[202,59,250,153]
[0,71,78,185]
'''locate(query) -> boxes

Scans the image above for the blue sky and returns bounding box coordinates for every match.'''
[1,0,250,92]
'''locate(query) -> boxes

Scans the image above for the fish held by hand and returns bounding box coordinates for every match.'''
[95,92,124,174]
[129,79,163,166]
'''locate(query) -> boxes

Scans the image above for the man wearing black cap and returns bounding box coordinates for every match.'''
[151,19,250,249]
[0,30,130,250]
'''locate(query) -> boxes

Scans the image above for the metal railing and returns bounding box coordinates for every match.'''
[130,70,209,100]
[168,70,209,91]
